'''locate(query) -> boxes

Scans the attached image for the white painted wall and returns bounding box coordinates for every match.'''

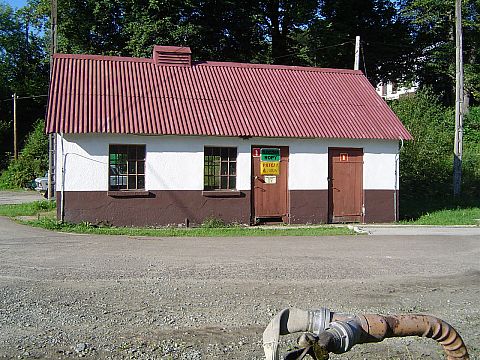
[56,134,400,192]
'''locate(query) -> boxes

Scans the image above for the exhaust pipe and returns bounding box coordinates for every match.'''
[263,308,469,360]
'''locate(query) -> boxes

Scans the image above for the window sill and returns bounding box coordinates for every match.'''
[202,190,243,198]
[107,190,151,198]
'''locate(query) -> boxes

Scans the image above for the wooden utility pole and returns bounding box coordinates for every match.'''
[48,0,58,200]
[12,93,17,160]
[50,0,57,62]
[453,0,464,196]
[354,36,360,70]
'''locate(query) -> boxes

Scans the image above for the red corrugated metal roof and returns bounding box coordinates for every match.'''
[46,50,412,140]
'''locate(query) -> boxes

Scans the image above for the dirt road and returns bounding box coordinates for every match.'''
[0,190,44,205]
[0,216,478,359]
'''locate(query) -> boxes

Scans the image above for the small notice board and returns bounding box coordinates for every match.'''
[260,148,280,162]
[260,161,280,175]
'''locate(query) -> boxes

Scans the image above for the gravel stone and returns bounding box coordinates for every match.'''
[0,216,479,359]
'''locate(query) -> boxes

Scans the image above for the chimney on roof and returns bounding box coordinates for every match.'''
[153,45,192,66]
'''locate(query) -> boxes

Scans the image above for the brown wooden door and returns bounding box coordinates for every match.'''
[328,148,363,223]
[252,146,289,223]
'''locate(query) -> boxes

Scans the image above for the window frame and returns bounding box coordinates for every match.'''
[203,146,237,191]
[108,144,146,191]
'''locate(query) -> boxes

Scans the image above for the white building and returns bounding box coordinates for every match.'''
[376,81,419,100]
[46,46,412,226]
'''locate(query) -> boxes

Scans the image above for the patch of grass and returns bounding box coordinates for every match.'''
[200,217,228,228]
[401,207,480,225]
[0,200,55,217]
[20,218,355,237]
[0,201,354,237]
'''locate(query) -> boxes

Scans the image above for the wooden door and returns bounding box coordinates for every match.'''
[328,148,363,223]
[252,146,289,223]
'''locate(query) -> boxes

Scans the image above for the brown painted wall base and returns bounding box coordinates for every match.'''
[290,190,329,224]
[364,190,399,223]
[57,189,399,226]
[57,190,251,227]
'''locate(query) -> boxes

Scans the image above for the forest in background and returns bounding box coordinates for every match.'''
[0,0,479,218]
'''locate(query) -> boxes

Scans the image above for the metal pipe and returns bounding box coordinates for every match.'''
[263,308,469,360]
[394,138,404,222]
[60,133,65,223]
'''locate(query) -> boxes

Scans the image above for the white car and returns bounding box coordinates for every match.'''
[34,173,48,196]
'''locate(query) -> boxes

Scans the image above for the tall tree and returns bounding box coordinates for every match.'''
[183,0,268,63]
[308,0,415,85]
[123,0,194,58]
[0,2,48,165]
[259,0,318,65]
[53,0,126,55]
[405,0,480,105]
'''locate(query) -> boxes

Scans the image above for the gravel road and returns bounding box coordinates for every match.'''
[0,190,44,205]
[0,216,479,359]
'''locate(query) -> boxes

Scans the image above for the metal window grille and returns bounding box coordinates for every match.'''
[204,147,237,190]
[109,145,145,190]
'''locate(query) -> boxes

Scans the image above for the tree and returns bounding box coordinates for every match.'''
[0,119,48,189]
[390,90,452,218]
[122,0,192,58]
[258,0,318,65]
[182,0,268,63]
[0,2,49,168]
[405,0,480,105]
[309,0,415,85]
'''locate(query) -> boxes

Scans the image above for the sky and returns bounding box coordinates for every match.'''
[5,0,28,9]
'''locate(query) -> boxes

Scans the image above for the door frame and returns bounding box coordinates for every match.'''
[250,145,290,224]
[328,147,364,223]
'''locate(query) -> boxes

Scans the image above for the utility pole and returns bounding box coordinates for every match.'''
[354,36,360,71]
[453,0,464,196]
[47,0,58,200]
[12,93,17,160]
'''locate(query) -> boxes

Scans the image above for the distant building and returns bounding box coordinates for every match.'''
[376,81,418,100]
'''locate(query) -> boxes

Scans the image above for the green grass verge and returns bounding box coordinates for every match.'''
[0,200,56,217]
[401,207,480,225]
[22,218,355,237]
[0,201,354,237]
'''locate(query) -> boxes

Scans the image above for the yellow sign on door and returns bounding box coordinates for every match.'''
[261,161,280,175]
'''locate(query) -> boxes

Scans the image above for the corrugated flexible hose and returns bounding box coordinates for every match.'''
[263,308,469,360]
[355,314,469,359]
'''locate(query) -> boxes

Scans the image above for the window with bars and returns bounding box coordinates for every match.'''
[204,147,237,190]
[109,145,145,191]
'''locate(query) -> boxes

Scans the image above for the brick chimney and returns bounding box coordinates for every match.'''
[152,46,192,66]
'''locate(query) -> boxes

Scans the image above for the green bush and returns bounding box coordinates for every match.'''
[464,106,480,143]
[391,91,480,219]
[463,107,480,197]
[0,119,48,189]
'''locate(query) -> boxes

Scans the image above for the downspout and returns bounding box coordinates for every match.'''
[60,132,65,223]
[394,138,404,222]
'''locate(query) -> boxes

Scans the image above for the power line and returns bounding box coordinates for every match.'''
[0,94,47,102]
[367,41,416,50]
[17,94,48,100]
[271,41,352,61]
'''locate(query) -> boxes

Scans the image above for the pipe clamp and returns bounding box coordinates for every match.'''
[329,321,355,353]
[309,307,332,335]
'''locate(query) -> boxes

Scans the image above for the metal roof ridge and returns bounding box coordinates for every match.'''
[193,60,363,74]
[52,53,153,64]
[52,53,363,74]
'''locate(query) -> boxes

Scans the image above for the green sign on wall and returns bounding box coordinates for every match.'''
[261,148,280,162]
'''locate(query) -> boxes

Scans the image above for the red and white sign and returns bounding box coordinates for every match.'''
[252,148,261,157]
